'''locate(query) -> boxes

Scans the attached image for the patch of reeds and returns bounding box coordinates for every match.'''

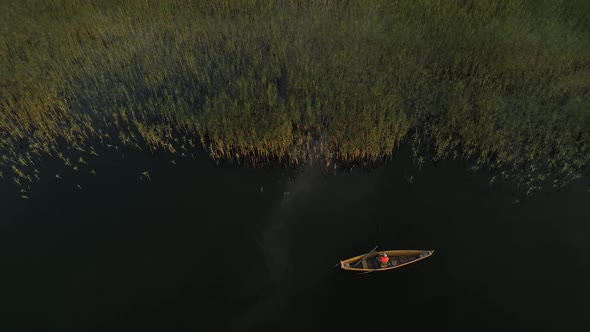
[1,0,589,193]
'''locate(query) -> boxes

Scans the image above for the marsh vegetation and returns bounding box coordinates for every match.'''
[1,0,589,194]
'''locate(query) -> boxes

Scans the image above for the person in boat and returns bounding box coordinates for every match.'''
[378,252,389,268]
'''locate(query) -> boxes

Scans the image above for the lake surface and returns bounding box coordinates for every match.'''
[1,147,589,331]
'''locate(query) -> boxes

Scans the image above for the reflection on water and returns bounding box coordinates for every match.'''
[232,166,320,331]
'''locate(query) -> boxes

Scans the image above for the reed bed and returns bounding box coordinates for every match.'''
[1,0,589,193]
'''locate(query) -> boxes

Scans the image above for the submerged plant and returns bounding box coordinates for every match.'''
[141,171,151,182]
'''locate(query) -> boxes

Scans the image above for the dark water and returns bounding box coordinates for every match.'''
[1,147,589,331]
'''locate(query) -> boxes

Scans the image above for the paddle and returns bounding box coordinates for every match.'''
[352,245,379,268]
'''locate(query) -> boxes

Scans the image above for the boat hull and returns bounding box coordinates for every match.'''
[340,249,434,272]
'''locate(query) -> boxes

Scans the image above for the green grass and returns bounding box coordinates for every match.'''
[1,0,589,193]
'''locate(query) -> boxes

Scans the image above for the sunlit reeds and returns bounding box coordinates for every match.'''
[1,0,589,193]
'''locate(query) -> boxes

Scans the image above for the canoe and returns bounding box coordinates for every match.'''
[340,249,434,272]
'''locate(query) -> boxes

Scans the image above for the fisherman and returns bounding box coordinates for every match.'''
[378,252,389,268]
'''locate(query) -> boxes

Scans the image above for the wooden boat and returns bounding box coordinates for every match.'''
[340,249,434,272]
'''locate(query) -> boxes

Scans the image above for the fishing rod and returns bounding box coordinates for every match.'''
[332,245,379,269]
[352,245,379,268]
